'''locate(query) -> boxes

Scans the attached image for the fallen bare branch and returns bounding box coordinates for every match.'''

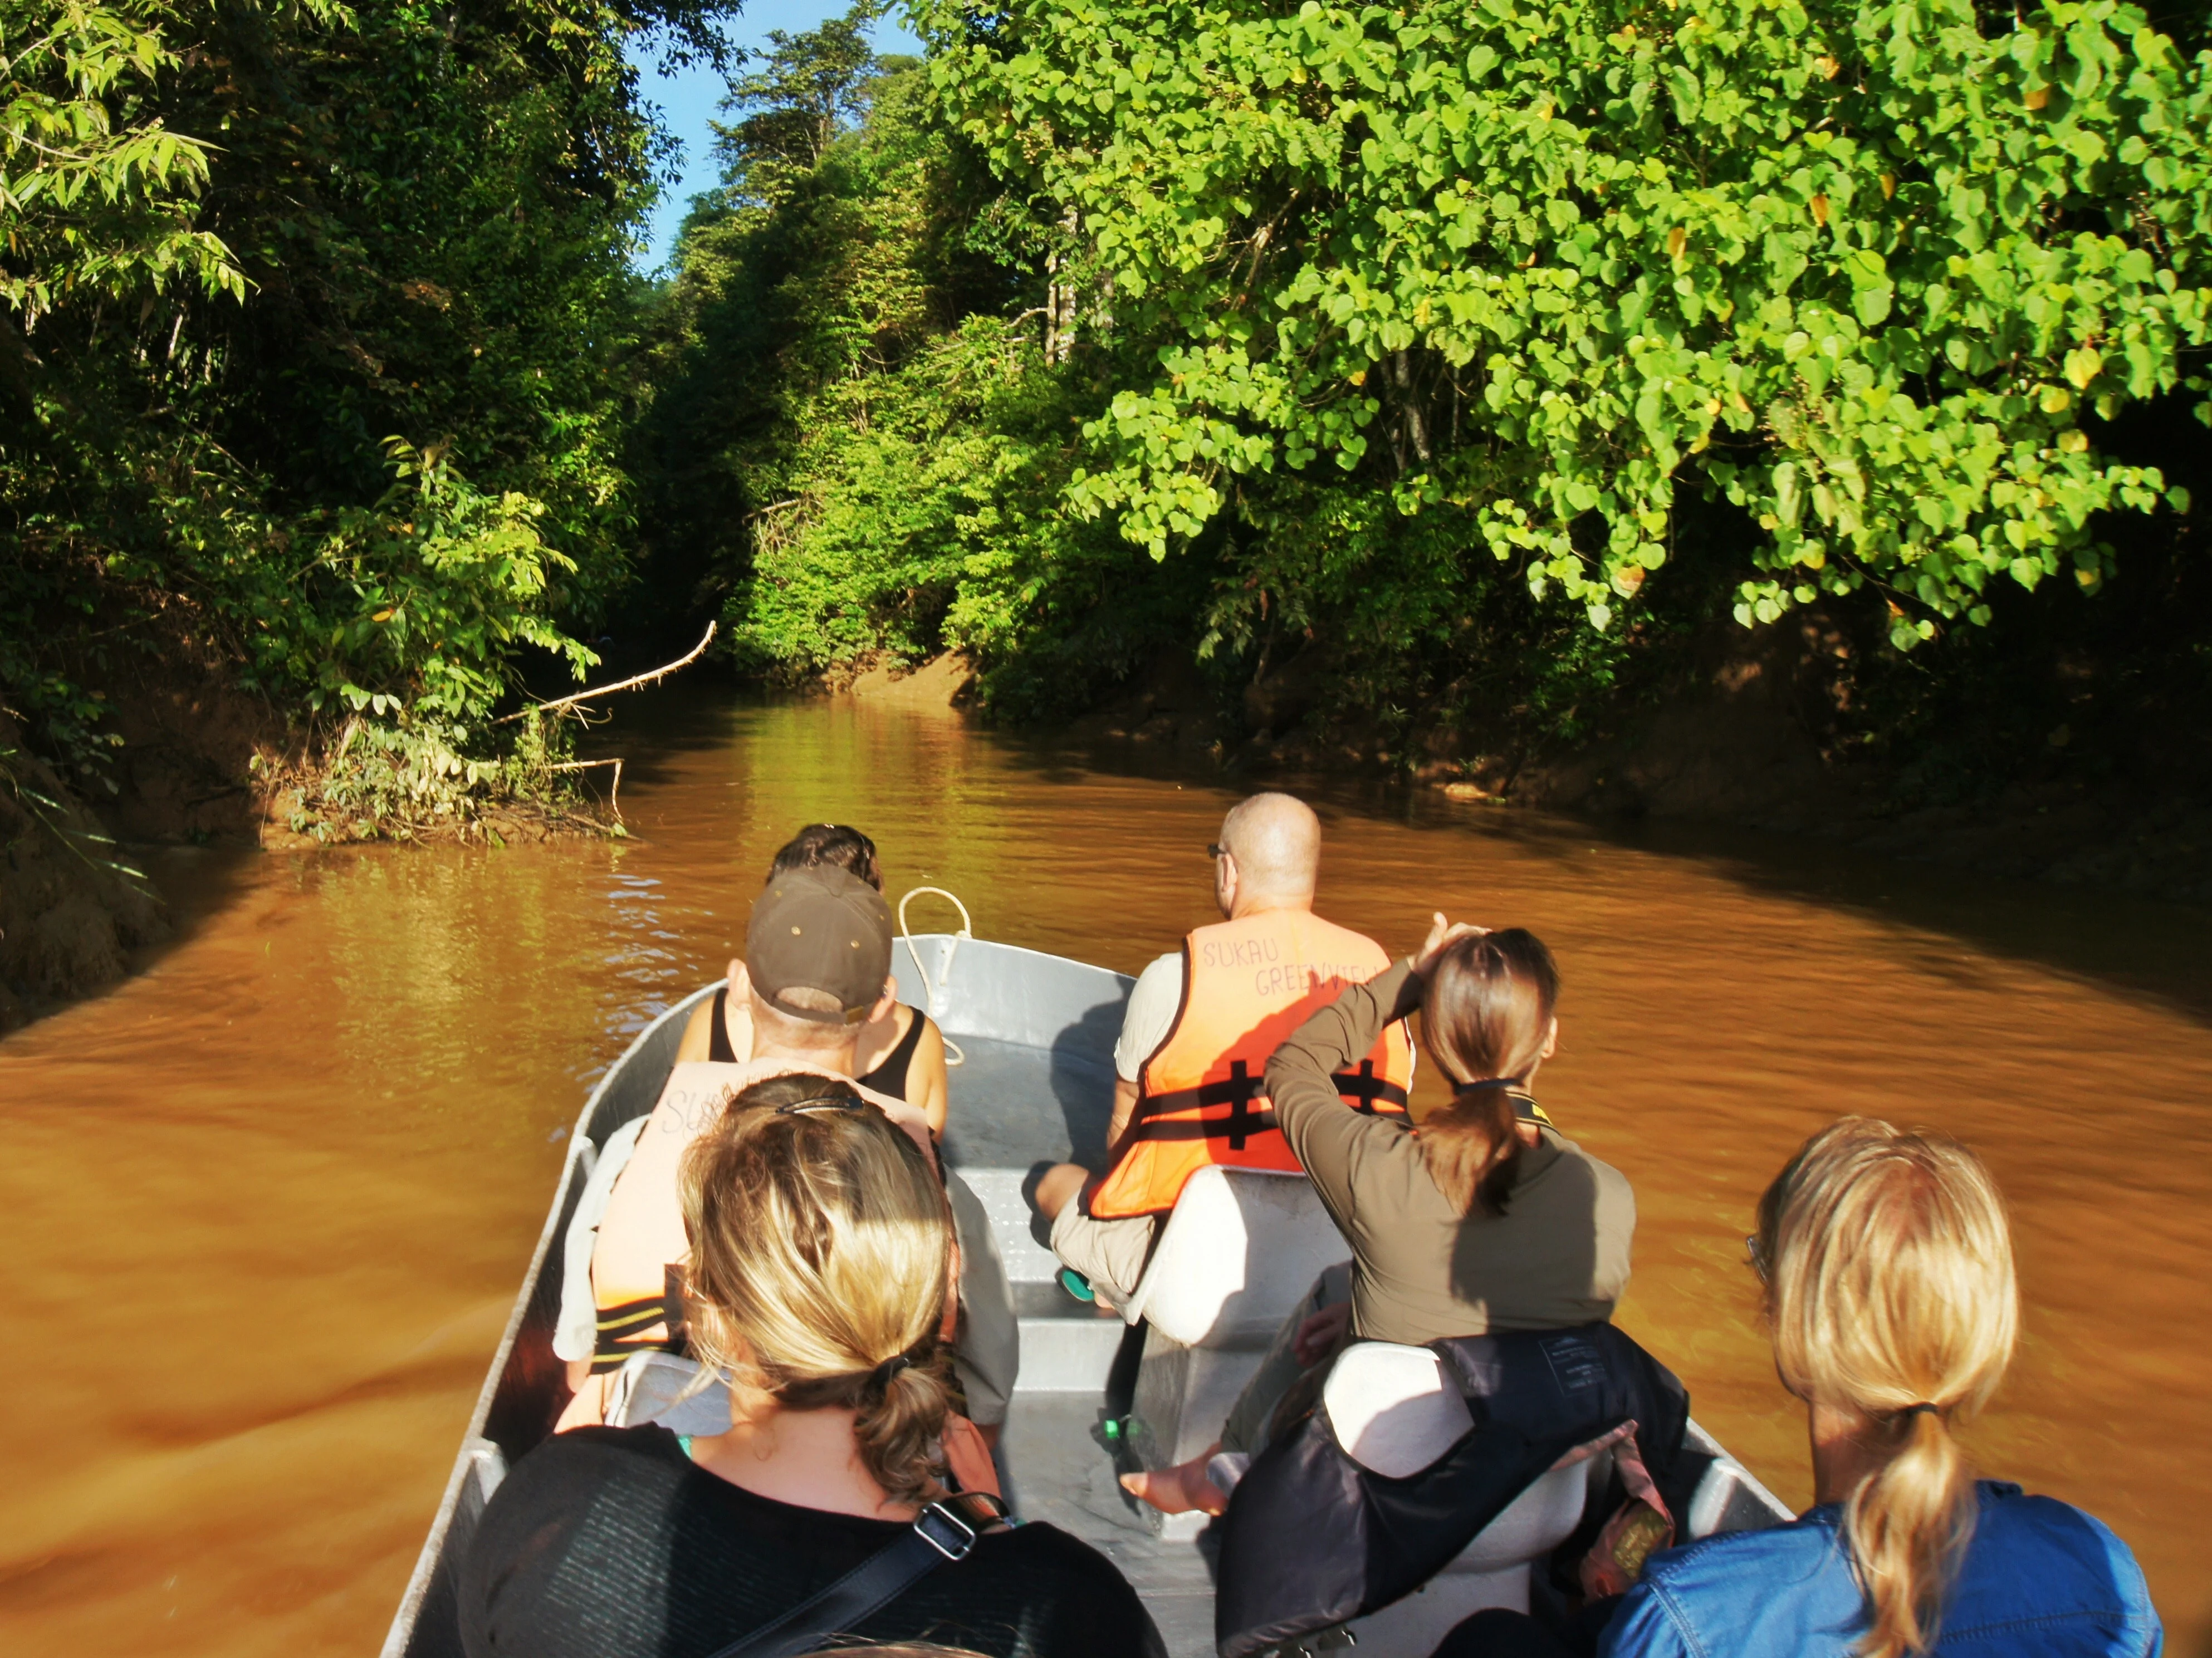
[494,622,716,724]
[550,757,623,817]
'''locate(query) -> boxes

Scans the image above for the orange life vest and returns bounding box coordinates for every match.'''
[1088,910,1414,1219]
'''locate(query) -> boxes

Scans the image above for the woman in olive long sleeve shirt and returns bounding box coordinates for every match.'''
[1126,917,1634,1515]
[1265,931,1634,1346]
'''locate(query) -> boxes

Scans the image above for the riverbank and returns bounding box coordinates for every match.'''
[12,625,2208,1032]
[0,653,616,1027]
[844,644,2212,909]
[0,717,172,1029]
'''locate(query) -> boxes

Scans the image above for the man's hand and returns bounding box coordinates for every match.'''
[1293,1299,1353,1368]
[1105,1075,1142,1151]
[1413,911,1488,977]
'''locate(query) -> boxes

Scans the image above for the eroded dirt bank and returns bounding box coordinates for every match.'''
[0,715,172,1028]
[1039,617,2212,908]
[0,647,608,1027]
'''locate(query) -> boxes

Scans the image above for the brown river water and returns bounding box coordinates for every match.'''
[3,691,2208,1655]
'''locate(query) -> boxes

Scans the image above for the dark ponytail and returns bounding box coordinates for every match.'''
[770,822,884,890]
[1416,929,1558,1216]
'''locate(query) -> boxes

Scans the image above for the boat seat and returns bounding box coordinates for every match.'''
[602,1350,734,1436]
[1122,1168,1352,1538]
[1327,1341,1593,1650]
[1118,1166,1349,1348]
[551,1114,648,1366]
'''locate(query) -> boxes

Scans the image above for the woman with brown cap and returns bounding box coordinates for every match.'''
[562,865,1016,1439]
[678,823,950,1131]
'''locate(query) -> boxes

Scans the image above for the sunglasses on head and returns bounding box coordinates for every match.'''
[775,1095,870,1117]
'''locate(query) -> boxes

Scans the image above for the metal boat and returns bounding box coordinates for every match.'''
[381,931,1792,1658]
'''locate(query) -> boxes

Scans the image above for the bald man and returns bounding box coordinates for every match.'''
[1033,793,1414,1309]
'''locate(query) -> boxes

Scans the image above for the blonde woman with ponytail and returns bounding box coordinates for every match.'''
[1599,1118,2160,1658]
[460,1074,1163,1658]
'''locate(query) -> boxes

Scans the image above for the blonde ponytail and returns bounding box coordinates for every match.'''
[1844,1409,1979,1658]
[680,1073,957,1508]
[1758,1118,2017,1658]
[852,1358,956,1508]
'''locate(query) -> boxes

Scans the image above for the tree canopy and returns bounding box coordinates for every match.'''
[921,0,2207,652]
[2,0,737,821]
[4,0,2208,835]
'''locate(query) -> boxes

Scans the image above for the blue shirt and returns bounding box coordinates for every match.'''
[1601,1482,2162,1657]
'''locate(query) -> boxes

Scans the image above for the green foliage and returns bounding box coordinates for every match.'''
[738,316,1040,669]
[272,706,597,842]
[923,0,2210,651]
[710,0,884,205]
[233,439,598,723]
[639,12,1149,699]
[1,0,739,830]
[0,0,252,315]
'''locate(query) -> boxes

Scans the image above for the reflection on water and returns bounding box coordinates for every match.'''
[2,691,2206,1654]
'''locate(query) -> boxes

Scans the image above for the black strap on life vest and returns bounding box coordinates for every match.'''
[590,1295,679,1374]
[1133,1056,1408,1150]
[1131,1059,1274,1149]
[590,1264,694,1375]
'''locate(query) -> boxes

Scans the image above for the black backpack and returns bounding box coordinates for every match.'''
[1214,1323,1690,1658]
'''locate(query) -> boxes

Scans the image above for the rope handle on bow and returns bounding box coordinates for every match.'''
[897,887,971,1067]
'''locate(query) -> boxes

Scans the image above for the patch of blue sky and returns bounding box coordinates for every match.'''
[629,2,924,273]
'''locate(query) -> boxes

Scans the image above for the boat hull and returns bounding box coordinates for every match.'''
[381,935,1789,1658]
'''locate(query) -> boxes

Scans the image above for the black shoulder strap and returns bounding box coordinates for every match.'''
[707,985,736,1064]
[702,1492,1010,1658]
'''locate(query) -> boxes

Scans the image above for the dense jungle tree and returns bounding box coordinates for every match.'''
[921,0,2209,658]
[663,0,2206,777]
[2,0,737,826]
[8,0,2210,830]
[638,6,1206,711]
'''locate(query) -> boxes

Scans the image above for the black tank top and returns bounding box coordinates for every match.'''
[706,986,928,1102]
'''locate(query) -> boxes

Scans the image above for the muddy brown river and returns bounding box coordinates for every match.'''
[2,691,2206,1655]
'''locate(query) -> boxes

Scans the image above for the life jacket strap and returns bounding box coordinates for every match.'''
[1131,1059,1275,1150]
[1132,1056,1408,1152]
[591,1292,686,1375]
[1332,1056,1410,1115]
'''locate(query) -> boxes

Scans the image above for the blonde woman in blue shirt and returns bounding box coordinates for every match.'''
[1596,1119,2160,1658]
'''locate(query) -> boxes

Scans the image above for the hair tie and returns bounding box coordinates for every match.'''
[1453,1078,1523,1095]
[1900,1402,1942,1419]
[868,1353,914,1394]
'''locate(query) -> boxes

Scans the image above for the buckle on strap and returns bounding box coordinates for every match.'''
[913,1500,981,1561]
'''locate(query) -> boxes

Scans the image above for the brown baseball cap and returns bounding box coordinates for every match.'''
[746,865,894,1024]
